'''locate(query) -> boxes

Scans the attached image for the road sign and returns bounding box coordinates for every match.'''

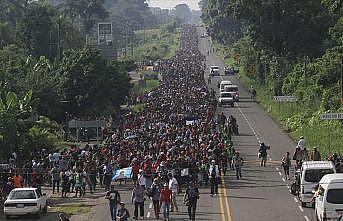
[98,22,113,45]
[320,113,343,120]
[68,120,106,128]
[273,96,298,102]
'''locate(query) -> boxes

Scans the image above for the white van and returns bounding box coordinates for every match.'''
[220,80,232,91]
[224,85,239,101]
[299,161,336,207]
[314,174,343,221]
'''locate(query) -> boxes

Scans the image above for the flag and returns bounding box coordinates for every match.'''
[112,167,132,180]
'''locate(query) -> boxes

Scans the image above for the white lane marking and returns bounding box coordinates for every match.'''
[294,197,299,203]
[304,215,310,221]
[276,167,280,171]
[298,206,304,212]
[278,172,282,176]
[149,203,153,209]
[282,178,286,182]
[237,104,261,143]
[147,211,151,218]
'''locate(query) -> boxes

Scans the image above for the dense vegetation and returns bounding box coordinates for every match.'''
[130,24,181,61]
[0,0,160,159]
[201,0,343,155]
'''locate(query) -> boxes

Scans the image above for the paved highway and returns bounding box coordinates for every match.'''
[53,28,319,221]
[88,28,318,221]
[198,27,317,221]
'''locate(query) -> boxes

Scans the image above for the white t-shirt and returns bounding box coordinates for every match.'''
[169,178,178,193]
[138,174,146,187]
[297,139,306,151]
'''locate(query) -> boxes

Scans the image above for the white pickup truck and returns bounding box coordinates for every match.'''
[218,92,234,107]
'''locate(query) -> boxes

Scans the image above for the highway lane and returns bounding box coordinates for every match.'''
[198,27,316,221]
[93,183,224,221]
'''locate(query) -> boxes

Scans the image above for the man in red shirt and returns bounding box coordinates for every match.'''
[160,183,172,221]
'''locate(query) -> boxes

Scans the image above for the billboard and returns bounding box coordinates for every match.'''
[98,22,113,45]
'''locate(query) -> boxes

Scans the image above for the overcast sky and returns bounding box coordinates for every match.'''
[148,0,201,10]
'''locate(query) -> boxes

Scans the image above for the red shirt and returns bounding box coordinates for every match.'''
[160,188,172,203]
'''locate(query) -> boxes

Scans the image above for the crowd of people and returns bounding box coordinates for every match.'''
[0,26,237,221]
[279,136,343,180]
[1,25,342,221]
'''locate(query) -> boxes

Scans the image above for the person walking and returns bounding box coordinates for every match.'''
[12,173,23,189]
[297,136,306,151]
[150,178,161,219]
[281,152,291,180]
[183,180,200,221]
[310,147,321,161]
[232,152,244,180]
[58,213,70,221]
[160,183,172,221]
[105,184,121,221]
[60,170,70,198]
[168,173,179,212]
[208,160,220,196]
[259,143,270,167]
[131,183,145,219]
[50,166,60,194]
[116,202,130,221]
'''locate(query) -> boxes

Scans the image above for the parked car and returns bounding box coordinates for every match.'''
[218,92,234,107]
[4,188,47,219]
[299,161,336,207]
[314,174,343,221]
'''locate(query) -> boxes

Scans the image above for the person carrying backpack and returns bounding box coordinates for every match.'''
[149,178,161,219]
[105,184,121,221]
[183,180,200,221]
[232,152,244,180]
[259,143,270,167]
[208,160,219,196]
[281,152,291,180]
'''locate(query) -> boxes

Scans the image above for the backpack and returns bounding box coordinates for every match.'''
[210,167,216,178]
[187,187,199,201]
[147,185,157,197]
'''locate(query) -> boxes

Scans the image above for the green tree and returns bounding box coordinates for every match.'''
[58,48,131,117]
[0,89,33,159]
[59,0,108,35]
[228,0,332,57]
[18,2,55,58]
[25,116,63,153]
[175,4,191,24]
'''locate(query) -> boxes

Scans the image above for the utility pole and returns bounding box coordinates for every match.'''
[131,27,134,57]
[57,17,61,60]
[341,55,343,105]
[124,24,127,57]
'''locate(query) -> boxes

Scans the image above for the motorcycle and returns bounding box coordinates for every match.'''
[290,169,301,196]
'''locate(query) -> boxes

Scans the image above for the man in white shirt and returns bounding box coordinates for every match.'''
[208,160,220,196]
[168,173,179,212]
[297,136,306,151]
[137,170,146,188]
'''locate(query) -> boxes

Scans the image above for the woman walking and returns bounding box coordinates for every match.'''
[281,152,291,180]
[184,180,199,221]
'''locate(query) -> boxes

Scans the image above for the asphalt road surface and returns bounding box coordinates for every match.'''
[198,27,317,221]
[10,28,319,221]
[92,29,318,221]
